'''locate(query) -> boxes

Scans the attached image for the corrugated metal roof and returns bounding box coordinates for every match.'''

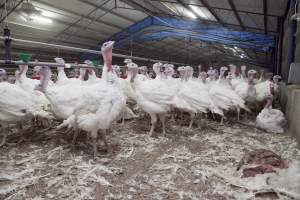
[0,0,289,68]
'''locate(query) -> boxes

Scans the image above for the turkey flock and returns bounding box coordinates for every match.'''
[0,41,286,158]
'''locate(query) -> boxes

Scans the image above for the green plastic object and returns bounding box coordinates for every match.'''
[92,60,100,67]
[19,53,32,63]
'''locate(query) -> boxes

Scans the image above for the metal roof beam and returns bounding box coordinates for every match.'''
[33,0,123,30]
[147,0,281,18]
[121,0,156,16]
[11,9,111,37]
[227,0,245,30]
[0,0,24,23]
[197,0,226,26]
[143,12,277,34]
[4,20,101,43]
[263,0,268,35]
[176,0,202,21]
[79,0,135,23]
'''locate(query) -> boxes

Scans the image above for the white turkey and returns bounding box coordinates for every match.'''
[255,73,274,102]
[55,57,87,86]
[138,66,150,80]
[54,41,126,158]
[209,67,250,122]
[15,64,50,111]
[197,65,202,78]
[129,62,174,136]
[0,81,51,146]
[205,68,216,85]
[173,66,223,128]
[256,95,286,133]
[0,68,7,82]
[229,64,246,89]
[235,69,257,103]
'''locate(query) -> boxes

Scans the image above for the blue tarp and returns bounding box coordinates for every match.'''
[81,16,274,61]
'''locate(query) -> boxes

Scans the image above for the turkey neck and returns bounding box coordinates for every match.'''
[79,68,87,81]
[219,71,226,79]
[103,49,113,72]
[179,70,187,82]
[198,66,202,78]
[265,97,273,109]
[19,65,28,77]
[259,71,264,81]
[248,75,255,85]
[230,67,236,78]
[40,68,51,92]
[57,67,67,80]
[102,48,113,81]
[241,70,246,78]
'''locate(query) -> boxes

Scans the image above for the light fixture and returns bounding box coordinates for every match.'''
[184,9,197,19]
[40,10,57,18]
[19,1,52,24]
[31,15,52,24]
[189,5,207,19]
[239,54,247,59]
[19,1,40,20]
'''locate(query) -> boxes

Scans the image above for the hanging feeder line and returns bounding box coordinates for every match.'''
[0,60,95,68]
[0,32,188,68]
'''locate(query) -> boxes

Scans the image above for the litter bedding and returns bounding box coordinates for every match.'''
[0,118,299,200]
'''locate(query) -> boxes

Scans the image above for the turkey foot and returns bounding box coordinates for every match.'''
[0,132,7,147]
[149,113,157,137]
[159,114,167,136]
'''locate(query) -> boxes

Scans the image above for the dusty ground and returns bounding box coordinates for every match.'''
[0,116,300,200]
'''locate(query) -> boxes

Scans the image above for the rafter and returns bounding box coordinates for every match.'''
[33,0,123,30]
[79,0,135,23]
[6,20,101,41]
[227,0,245,30]
[197,0,225,26]
[176,0,200,20]
[263,0,268,35]
[0,0,24,23]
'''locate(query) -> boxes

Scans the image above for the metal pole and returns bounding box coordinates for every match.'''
[287,0,297,82]
[0,60,94,68]
[0,36,187,65]
[277,17,284,75]
[0,0,25,23]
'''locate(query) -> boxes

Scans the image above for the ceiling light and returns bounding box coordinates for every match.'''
[240,54,247,58]
[40,10,57,18]
[19,1,52,24]
[184,9,197,19]
[20,14,52,24]
[189,5,207,19]
[31,15,52,24]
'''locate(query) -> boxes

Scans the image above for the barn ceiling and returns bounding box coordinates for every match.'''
[0,0,289,67]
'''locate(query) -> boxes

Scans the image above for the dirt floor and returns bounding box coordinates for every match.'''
[0,116,300,200]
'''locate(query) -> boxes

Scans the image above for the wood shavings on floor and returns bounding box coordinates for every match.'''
[0,118,299,200]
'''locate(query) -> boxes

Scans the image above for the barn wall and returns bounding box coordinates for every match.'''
[281,16,290,81]
[282,85,300,146]
[280,1,300,146]
[295,22,300,62]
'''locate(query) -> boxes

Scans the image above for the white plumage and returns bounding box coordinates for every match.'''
[55,41,126,158]
[130,62,174,136]
[256,95,285,133]
[15,65,50,110]
[173,66,223,128]
[256,108,285,133]
[0,82,51,146]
